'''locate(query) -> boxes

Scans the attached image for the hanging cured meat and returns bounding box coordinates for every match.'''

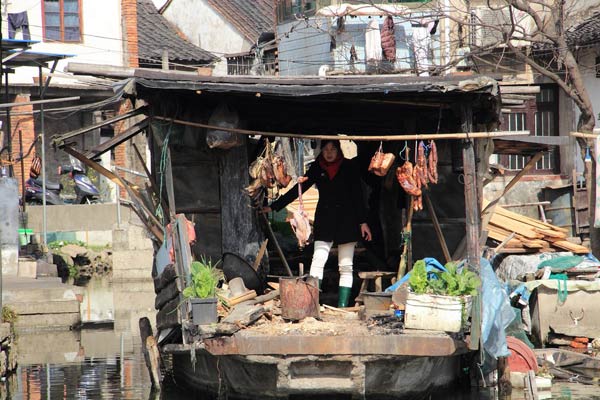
[428,140,438,184]
[245,140,292,202]
[396,161,421,197]
[288,182,311,248]
[414,141,428,187]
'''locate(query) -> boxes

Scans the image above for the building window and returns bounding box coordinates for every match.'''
[43,0,82,42]
[502,86,559,173]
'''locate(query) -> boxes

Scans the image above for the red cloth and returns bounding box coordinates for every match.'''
[318,153,343,180]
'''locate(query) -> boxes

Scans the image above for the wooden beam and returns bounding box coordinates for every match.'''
[153,116,528,141]
[461,104,481,352]
[84,118,149,159]
[53,107,146,147]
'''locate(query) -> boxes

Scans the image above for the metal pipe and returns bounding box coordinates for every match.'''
[114,167,121,228]
[39,66,47,245]
[19,129,25,212]
[5,71,13,176]
[0,95,80,109]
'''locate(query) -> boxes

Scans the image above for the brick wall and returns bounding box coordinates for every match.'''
[122,0,139,68]
[10,95,35,194]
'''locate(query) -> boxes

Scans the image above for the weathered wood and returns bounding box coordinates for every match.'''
[218,290,257,308]
[153,264,177,293]
[132,143,169,216]
[249,289,280,305]
[155,279,181,310]
[461,105,481,352]
[154,115,529,141]
[156,297,181,330]
[497,356,512,396]
[252,239,269,271]
[215,304,266,335]
[220,135,265,262]
[139,317,162,389]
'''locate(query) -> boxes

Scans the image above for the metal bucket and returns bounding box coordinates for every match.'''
[279,276,320,321]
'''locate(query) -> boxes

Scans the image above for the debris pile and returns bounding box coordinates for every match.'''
[486,204,589,254]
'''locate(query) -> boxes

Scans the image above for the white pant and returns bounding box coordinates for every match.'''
[309,241,356,288]
[412,27,431,76]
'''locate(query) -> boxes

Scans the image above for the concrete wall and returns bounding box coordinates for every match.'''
[278,18,332,76]
[0,178,20,276]
[1,0,124,84]
[25,204,132,246]
[159,0,250,76]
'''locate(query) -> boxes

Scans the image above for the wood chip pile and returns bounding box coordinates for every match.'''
[487,204,589,254]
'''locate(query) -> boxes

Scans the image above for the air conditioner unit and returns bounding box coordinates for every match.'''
[471,6,533,48]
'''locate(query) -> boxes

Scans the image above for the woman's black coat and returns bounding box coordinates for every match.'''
[270,158,367,244]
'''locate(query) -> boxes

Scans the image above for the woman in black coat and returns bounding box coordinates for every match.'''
[264,140,372,307]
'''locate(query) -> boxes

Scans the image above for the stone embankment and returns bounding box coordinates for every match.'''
[0,323,17,378]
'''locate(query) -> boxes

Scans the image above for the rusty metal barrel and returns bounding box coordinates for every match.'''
[279,276,320,321]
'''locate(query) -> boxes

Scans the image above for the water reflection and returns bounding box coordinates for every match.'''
[5,276,600,399]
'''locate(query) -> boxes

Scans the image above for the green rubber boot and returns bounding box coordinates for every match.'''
[338,286,352,308]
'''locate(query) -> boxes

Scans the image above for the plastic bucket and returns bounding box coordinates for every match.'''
[404,293,472,332]
[18,228,33,246]
[279,276,320,321]
[190,297,218,325]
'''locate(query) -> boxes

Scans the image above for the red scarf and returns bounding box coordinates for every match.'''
[318,153,343,180]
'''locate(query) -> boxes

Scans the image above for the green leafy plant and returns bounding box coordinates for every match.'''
[408,260,481,297]
[182,257,220,299]
[408,260,428,294]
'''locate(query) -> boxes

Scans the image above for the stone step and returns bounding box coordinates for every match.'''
[1,277,82,306]
[2,285,81,304]
[13,312,80,333]
[7,299,80,315]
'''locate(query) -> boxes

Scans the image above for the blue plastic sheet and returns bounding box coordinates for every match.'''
[384,257,447,293]
[480,257,514,358]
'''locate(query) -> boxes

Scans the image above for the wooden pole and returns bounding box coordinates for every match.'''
[260,213,293,277]
[424,192,451,263]
[397,197,414,280]
[139,317,162,390]
[153,116,528,141]
[461,104,481,352]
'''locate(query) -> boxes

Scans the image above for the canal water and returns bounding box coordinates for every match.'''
[5,277,600,399]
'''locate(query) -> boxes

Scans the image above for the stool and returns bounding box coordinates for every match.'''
[354,271,396,307]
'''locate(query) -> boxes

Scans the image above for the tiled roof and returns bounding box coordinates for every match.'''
[567,12,600,47]
[137,0,216,65]
[206,0,276,43]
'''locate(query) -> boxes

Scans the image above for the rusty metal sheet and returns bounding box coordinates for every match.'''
[204,333,466,357]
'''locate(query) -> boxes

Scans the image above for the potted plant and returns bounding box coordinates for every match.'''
[183,257,221,325]
[404,260,481,332]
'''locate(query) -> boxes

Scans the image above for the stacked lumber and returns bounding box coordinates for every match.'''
[486,203,589,254]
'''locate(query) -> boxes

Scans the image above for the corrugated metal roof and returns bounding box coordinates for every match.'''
[137,0,217,65]
[206,0,276,43]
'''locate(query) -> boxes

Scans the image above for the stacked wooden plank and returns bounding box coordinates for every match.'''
[486,203,589,254]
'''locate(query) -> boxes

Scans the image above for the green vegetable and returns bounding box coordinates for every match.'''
[408,259,481,297]
[183,256,220,299]
[408,260,428,294]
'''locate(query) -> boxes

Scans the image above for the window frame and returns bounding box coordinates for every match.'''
[500,85,560,174]
[42,0,83,43]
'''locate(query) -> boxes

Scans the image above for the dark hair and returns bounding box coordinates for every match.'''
[320,139,342,152]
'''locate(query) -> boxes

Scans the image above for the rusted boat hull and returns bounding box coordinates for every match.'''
[169,349,463,399]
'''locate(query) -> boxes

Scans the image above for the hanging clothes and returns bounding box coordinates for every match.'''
[411,19,432,76]
[380,16,396,62]
[8,12,30,40]
[365,19,382,67]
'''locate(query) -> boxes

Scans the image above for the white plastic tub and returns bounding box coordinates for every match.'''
[404,293,472,332]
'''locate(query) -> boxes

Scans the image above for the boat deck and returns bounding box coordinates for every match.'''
[169,310,468,357]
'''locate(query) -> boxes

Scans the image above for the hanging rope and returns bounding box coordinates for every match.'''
[156,123,174,231]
